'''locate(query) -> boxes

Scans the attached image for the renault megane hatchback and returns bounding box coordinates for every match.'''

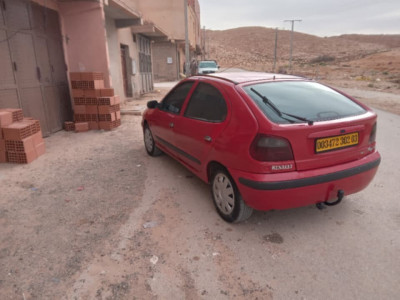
[142,72,381,223]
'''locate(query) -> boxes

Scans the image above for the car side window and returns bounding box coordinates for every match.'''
[160,81,194,114]
[184,82,227,122]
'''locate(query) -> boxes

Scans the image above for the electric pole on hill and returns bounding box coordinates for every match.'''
[273,28,278,73]
[284,19,302,72]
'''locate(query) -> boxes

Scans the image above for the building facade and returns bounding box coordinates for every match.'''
[0,0,201,136]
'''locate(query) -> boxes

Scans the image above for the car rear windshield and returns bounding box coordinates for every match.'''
[243,81,366,124]
[199,61,217,68]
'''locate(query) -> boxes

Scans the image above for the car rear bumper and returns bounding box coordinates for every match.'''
[229,151,381,211]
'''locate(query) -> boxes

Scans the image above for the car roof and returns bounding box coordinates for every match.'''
[201,72,303,85]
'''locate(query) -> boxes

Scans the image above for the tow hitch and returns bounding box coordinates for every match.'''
[316,190,345,210]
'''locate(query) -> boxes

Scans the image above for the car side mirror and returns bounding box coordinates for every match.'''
[147,100,158,109]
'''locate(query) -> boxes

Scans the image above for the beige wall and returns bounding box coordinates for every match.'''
[134,0,200,49]
[152,42,180,82]
[59,1,111,87]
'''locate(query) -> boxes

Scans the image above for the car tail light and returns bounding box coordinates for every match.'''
[369,122,377,144]
[250,134,294,161]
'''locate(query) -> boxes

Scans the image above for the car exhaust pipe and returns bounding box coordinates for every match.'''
[316,190,345,210]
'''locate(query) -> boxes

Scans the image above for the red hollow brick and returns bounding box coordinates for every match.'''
[74,114,86,122]
[97,96,115,106]
[85,97,98,105]
[64,121,75,131]
[31,131,44,146]
[0,150,6,163]
[71,80,104,90]
[98,104,120,114]
[85,105,98,114]
[7,149,37,164]
[88,121,99,130]
[84,89,102,98]
[100,88,114,97]
[98,113,116,122]
[99,119,121,131]
[69,72,82,81]
[80,72,104,81]
[72,89,85,97]
[0,139,5,151]
[74,105,86,114]
[5,136,35,153]
[73,97,86,105]
[3,121,37,141]
[75,122,89,132]
[4,108,24,122]
[35,142,46,157]
[0,111,13,127]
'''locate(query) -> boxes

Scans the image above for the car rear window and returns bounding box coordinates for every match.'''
[199,61,217,68]
[243,81,366,124]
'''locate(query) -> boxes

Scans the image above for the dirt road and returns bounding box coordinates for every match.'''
[0,84,399,299]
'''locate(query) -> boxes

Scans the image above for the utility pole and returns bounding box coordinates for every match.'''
[273,28,278,73]
[202,26,206,60]
[284,19,301,72]
[184,0,190,77]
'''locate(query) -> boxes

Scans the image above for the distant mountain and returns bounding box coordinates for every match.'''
[204,27,400,72]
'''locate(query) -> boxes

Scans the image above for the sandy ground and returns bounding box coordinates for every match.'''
[0,81,399,299]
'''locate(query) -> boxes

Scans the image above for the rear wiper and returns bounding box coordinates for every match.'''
[282,112,314,125]
[250,88,314,125]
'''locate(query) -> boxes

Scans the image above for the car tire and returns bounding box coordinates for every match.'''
[144,124,162,156]
[211,168,253,223]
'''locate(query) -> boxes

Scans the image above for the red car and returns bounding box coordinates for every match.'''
[142,72,381,223]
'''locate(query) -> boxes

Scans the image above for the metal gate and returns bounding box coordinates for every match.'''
[0,0,71,136]
[138,35,153,94]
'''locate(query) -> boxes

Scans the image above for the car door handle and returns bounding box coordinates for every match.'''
[169,122,174,128]
[204,136,212,142]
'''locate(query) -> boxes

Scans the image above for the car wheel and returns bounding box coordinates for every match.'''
[144,124,162,156]
[211,168,253,223]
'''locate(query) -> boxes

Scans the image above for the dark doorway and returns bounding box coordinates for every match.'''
[120,44,133,97]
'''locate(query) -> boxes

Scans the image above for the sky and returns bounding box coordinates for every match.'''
[198,0,400,37]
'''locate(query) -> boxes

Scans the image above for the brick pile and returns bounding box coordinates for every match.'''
[66,72,121,132]
[0,108,45,164]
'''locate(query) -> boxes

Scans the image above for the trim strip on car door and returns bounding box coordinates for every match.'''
[156,136,201,165]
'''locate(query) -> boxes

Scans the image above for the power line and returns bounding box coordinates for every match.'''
[284,19,302,72]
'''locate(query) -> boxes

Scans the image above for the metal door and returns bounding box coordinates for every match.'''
[0,0,70,136]
[138,35,153,94]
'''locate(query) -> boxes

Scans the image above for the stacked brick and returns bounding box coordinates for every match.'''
[0,108,45,164]
[67,72,121,132]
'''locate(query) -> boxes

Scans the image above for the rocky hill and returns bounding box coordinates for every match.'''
[205,27,400,74]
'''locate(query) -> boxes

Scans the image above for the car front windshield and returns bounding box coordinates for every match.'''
[243,81,366,124]
[199,61,217,68]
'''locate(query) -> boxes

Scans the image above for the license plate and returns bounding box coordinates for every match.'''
[315,132,359,153]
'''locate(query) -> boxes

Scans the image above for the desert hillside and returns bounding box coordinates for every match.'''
[205,27,400,94]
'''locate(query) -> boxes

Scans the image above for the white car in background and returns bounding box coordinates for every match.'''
[197,60,219,74]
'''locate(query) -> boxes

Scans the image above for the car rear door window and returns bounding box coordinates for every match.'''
[244,81,366,124]
[184,82,227,122]
[160,81,194,114]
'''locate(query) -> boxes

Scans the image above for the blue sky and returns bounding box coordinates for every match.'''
[198,0,400,36]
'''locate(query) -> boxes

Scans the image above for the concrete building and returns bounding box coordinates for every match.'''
[133,0,202,81]
[0,0,201,136]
